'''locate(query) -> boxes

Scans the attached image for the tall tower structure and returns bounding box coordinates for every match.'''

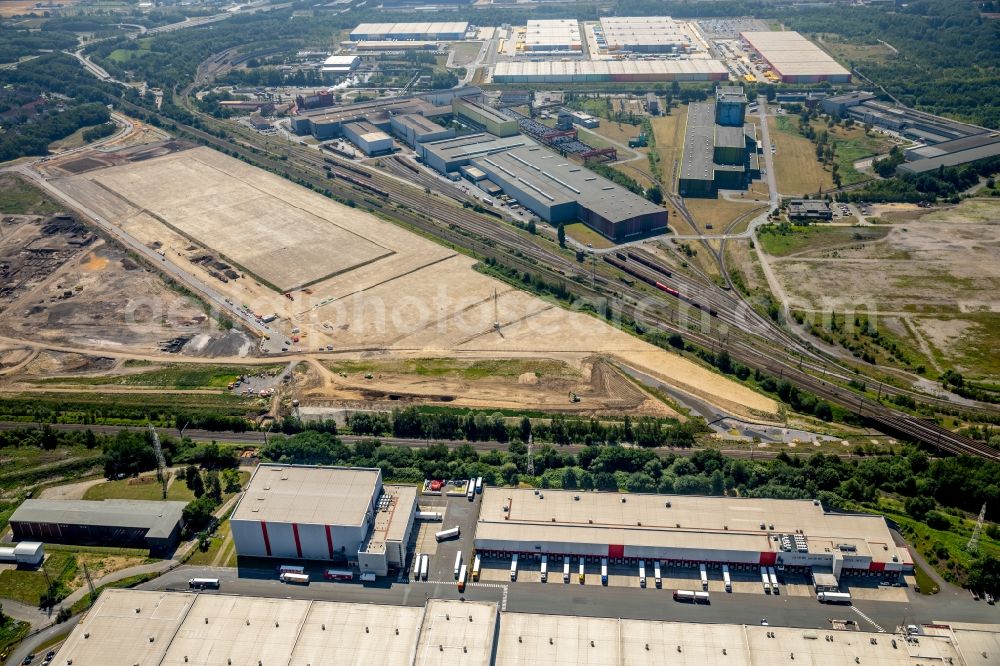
[715,86,747,127]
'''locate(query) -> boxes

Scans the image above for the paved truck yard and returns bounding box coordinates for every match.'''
[51,587,998,666]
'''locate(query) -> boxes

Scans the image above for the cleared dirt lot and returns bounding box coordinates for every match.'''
[62,148,394,291]
[766,200,1000,378]
[43,145,778,417]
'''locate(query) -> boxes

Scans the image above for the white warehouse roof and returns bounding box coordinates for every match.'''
[477,488,907,565]
[231,464,381,526]
[741,31,851,78]
[492,59,728,80]
[56,589,982,666]
[350,22,468,38]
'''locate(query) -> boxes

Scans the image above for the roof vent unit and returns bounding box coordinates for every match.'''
[665,501,671,508]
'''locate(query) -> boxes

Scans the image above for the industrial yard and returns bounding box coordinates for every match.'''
[37,143,777,419]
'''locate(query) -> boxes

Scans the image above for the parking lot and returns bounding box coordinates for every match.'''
[407,486,483,583]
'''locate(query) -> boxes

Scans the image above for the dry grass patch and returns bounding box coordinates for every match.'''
[650,107,688,192]
[768,115,834,196]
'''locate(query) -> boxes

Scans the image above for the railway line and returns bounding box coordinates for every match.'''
[106,86,1000,460]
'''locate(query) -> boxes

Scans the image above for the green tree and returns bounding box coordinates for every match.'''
[205,470,222,503]
[221,468,242,493]
[185,465,205,498]
[557,224,566,247]
[646,185,663,204]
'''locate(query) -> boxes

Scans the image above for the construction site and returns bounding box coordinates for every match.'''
[31,141,777,421]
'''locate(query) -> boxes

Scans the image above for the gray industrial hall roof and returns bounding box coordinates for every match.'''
[715,125,747,149]
[898,140,1000,174]
[10,499,185,539]
[232,464,381,527]
[473,145,665,223]
[395,113,447,135]
[908,133,1000,159]
[421,133,536,164]
[681,102,716,181]
[716,86,745,103]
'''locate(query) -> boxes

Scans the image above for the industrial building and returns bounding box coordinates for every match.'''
[819,91,1000,173]
[471,145,667,242]
[390,113,454,147]
[9,499,185,554]
[349,22,468,42]
[598,16,693,53]
[343,121,394,156]
[55,588,999,666]
[0,540,44,567]
[679,86,759,197]
[54,590,496,666]
[230,464,416,575]
[319,54,360,74]
[899,134,1000,174]
[740,31,852,83]
[418,133,667,242]
[416,133,532,173]
[452,96,520,137]
[290,92,457,140]
[787,199,832,221]
[523,19,582,52]
[491,59,729,84]
[475,488,913,579]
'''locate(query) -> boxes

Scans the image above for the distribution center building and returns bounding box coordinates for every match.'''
[54,588,994,666]
[598,16,693,53]
[740,31,851,83]
[523,19,582,52]
[349,22,468,41]
[474,488,913,578]
[9,499,185,555]
[230,464,416,575]
[491,60,728,84]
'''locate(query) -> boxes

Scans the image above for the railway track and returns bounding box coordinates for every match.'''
[110,88,1000,460]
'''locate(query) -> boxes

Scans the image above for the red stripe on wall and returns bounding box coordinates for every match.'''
[260,521,272,556]
[292,523,303,559]
[608,544,625,559]
[759,551,777,566]
[325,525,334,559]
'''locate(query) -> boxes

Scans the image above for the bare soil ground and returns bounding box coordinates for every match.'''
[37,144,779,418]
[312,356,677,416]
[767,199,1000,378]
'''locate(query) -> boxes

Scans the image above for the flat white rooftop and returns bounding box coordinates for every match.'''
[350,22,468,38]
[477,489,904,564]
[741,31,851,78]
[232,464,380,526]
[51,589,988,666]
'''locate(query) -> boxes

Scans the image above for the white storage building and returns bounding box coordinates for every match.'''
[524,19,581,52]
[230,464,416,574]
[475,489,913,577]
[492,59,728,83]
[0,541,44,567]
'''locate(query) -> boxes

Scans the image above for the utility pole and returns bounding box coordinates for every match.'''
[148,422,167,499]
[83,561,96,603]
[967,502,987,554]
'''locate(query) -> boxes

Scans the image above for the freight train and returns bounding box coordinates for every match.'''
[603,255,717,317]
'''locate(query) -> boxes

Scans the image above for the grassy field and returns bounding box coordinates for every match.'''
[83,473,196,502]
[448,41,482,66]
[41,364,282,389]
[564,222,615,249]
[768,115,835,196]
[185,518,237,567]
[757,224,889,257]
[325,357,576,380]
[0,617,30,662]
[48,124,106,151]
[684,199,767,233]
[649,107,688,193]
[0,173,63,215]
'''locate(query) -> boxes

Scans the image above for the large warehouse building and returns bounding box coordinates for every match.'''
[491,59,728,84]
[679,86,759,197]
[230,464,416,575]
[475,488,913,578]
[418,133,667,242]
[55,589,996,666]
[349,22,468,42]
[740,31,852,83]
[523,19,581,52]
[598,16,693,53]
[9,499,185,554]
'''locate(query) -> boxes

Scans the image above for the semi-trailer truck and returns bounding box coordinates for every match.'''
[540,555,548,583]
[510,554,519,581]
[457,564,467,592]
[435,526,460,541]
[280,572,310,585]
[419,554,429,581]
[563,557,571,583]
[454,551,463,579]
[579,558,585,584]
[817,591,852,604]
[699,564,708,590]
[654,561,662,588]
[639,561,646,588]
[472,554,481,582]
[722,565,732,592]
[601,558,608,586]
[768,567,779,595]
[761,567,771,593]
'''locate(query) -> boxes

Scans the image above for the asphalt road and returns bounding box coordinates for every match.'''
[141,563,993,634]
